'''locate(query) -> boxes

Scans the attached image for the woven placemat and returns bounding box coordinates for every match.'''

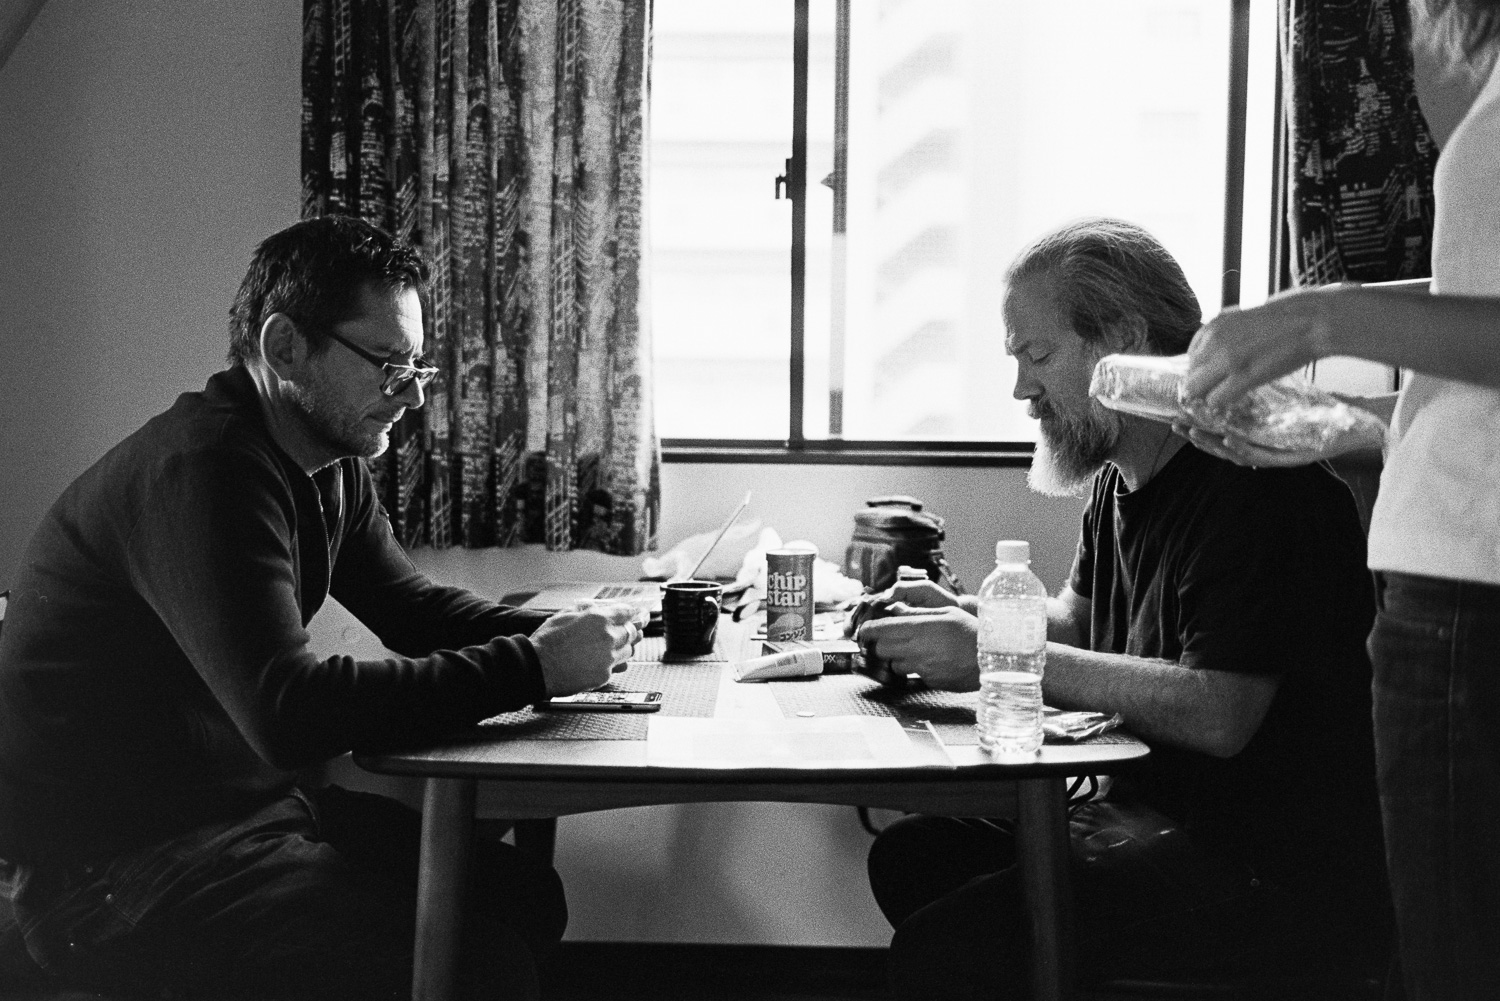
[476,660,722,740]
[767,676,1138,748]
[768,673,983,745]
[632,635,729,664]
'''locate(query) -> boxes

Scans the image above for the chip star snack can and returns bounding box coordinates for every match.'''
[765,549,816,642]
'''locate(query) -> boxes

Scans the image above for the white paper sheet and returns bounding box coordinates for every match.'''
[645,715,940,769]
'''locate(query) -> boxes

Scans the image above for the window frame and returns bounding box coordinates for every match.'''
[660,0,1257,466]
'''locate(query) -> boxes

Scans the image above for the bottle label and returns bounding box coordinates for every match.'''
[979,599,1047,652]
[994,614,1045,650]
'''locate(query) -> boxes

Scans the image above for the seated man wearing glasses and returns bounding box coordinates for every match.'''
[855,219,1390,999]
[0,217,637,1000]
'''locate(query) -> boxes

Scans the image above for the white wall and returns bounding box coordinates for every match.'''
[0,0,304,577]
[0,0,1085,947]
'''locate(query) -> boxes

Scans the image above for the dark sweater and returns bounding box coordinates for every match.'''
[0,368,550,864]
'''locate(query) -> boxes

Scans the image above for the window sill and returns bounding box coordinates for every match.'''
[661,439,1034,467]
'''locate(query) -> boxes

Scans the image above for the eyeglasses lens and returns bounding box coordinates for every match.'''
[382,366,437,396]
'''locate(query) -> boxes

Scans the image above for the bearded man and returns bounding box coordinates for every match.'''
[855,219,1391,999]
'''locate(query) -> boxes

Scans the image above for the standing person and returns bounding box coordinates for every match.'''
[857,218,1389,999]
[1184,5,1500,998]
[0,216,639,1000]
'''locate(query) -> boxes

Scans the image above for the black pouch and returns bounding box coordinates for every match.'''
[843,496,963,594]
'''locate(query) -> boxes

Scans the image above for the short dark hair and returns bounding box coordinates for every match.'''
[227,216,430,366]
[1005,218,1202,356]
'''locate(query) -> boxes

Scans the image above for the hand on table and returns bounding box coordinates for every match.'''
[531,604,644,697]
[855,607,979,692]
[843,579,967,639]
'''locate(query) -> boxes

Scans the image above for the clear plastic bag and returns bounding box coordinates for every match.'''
[1089,353,1387,455]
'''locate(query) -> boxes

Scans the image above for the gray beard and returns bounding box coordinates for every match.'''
[1027,404,1122,498]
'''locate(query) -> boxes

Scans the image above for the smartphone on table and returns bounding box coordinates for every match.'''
[539,691,663,712]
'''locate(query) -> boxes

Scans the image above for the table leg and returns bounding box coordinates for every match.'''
[1015,777,1075,1001]
[413,777,477,1001]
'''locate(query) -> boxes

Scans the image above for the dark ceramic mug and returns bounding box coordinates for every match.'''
[661,580,723,657]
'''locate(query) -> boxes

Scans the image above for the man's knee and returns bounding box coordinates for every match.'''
[867,815,934,924]
[468,838,567,956]
[886,876,1028,1001]
[868,815,1014,928]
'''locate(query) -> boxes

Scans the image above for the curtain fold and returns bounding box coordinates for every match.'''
[301,0,658,556]
[1281,0,1439,288]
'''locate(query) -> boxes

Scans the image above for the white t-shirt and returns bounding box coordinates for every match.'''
[1366,32,1500,585]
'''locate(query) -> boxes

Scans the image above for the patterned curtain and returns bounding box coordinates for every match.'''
[301,0,659,556]
[1281,0,1439,288]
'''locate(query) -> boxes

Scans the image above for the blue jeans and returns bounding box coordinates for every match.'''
[1372,571,1500,1001]
[1,785,566,1000]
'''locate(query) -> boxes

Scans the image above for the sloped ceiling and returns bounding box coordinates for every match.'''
[0,0,49,72]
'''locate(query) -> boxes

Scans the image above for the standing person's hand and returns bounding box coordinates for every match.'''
[856,607,979,691]
[1170,422,1370,468]
[530,605,642,697]
[1184,284,1347,412]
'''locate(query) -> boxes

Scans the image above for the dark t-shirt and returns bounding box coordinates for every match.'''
[1068,444,1383,894]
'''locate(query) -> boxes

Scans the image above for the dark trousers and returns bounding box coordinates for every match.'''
[1372,571,1500,1001]
[868,801,1382,1001]
[3,785,566,1000]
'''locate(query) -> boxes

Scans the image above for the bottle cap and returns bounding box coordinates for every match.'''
[995,540,1030,564]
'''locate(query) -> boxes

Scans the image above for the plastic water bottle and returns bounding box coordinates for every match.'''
[975,540,1048,755]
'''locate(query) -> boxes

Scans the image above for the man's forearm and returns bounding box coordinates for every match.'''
[1042,642,1279,758]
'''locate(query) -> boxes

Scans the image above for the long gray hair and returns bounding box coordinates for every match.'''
[1005,218,1202,356]
[1426,0,1500,60]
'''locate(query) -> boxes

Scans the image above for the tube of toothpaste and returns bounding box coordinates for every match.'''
[733,647,823,682]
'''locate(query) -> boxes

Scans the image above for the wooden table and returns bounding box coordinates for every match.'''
[356,640,1148,1001]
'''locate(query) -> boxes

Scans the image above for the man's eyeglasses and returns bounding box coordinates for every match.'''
[321,328,438,397]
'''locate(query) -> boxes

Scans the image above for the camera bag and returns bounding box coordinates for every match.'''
[843,495,963,594]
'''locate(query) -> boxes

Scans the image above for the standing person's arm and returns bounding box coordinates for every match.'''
[1184,284,1500,410]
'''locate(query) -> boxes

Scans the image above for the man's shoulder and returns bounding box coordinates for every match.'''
[122,390,273,473]
[1123,448,1367,580]
[1168,447,1356,523]
[66,375,284,513]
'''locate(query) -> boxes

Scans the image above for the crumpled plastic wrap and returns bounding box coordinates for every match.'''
[640,518,765,581]
[1089,353,1387,455]
[1042,707,1123,743]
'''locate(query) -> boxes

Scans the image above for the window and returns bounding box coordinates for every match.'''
[650,0,1275,454]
